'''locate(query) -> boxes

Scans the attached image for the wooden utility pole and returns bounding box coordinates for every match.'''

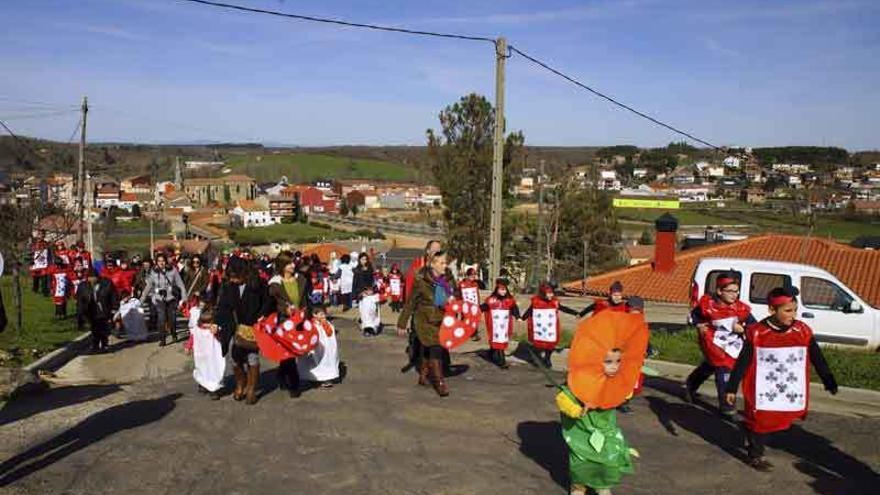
[85,171,94,255]
[532,159,546,290]
[76,96,88,241]
[488,37,507,283]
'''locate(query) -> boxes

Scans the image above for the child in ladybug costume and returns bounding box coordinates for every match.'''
[521,282,582,368]
[480,278,520,368]
[49,260,72,319]
[725,286,837,471]
[686,273,757,415]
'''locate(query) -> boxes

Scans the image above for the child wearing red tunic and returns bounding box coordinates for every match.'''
[480,278,520,369]
[579,280,628,317]
[459,268,483,341]
[686,273,756,415]
[387,264,404,313]
[724,287,837,472]
[49,262,72,319]
[520,283,582,368]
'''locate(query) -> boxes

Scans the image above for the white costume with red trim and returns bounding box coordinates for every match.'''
[485,294,516,350]
[528,296,560,351]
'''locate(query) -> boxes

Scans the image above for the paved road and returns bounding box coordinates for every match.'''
[0,317,877,494]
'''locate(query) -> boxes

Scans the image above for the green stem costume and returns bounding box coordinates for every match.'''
[559,386,634,490]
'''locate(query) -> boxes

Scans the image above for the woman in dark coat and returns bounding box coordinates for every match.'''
[216,257,272,405]
[351,252,374,304]
[396,251,454,397]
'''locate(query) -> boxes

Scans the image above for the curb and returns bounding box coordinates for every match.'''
[23,331,93,375]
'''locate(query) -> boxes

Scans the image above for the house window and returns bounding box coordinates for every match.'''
[801,277,853,311]
[749,273,791,304]
[705,270,742,295]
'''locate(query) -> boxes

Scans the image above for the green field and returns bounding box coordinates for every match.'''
[617,206,880,241]
[227,153,418,183]
[229,222,355,245]
[1,276,83,367]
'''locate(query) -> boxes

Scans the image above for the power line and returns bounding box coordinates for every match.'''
[0,109,80,121]
[179,0,495,43]
[508,46,721,150]
[66,118,83,145]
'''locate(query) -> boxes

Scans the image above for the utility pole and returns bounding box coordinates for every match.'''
[85,172,94,254]
[76,96,88,242]
[532,159,546,291]
[488,37,507,283]
[582,238,590,296]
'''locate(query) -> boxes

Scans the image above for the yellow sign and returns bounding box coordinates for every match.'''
[613,198,680,209]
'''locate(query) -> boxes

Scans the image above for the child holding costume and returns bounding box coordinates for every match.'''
[297,305,340,387]
[521,283,582,368]
[724,286,837,472]
[557,310,648,495]
[480,278,520,368]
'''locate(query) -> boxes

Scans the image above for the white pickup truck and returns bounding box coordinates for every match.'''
[691,258,880,350]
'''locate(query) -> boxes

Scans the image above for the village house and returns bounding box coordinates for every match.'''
[598,169,621,191]
[120,174,152,195]
[95,183,121,209]
[632,168,649,180]
[230,199,276,228]
[183,175,256,206]
[282,185,338,214]
[851,200,880,215]
[380,192,407,210]
[266,195,298,223]
[741,188,766,204]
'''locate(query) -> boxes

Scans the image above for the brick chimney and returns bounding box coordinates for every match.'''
[653,213,679,273]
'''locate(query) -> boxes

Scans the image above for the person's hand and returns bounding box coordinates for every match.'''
[696,323,709,335]
[733,323,745,334]
[725,393,737,406]
[397,326,407,337]
[209,324,219,335]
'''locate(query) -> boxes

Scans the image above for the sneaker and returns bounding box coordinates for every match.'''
[746,456,773,472]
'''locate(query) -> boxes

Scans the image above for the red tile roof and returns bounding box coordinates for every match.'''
[563,235,880,308]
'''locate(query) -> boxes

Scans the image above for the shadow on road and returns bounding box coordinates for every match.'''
[0,393,182,487]
[0,384,122,427]
[516,420,568,489]
[644,390,879,494]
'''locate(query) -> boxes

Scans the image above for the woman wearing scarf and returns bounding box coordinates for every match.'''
[397,250,455,397]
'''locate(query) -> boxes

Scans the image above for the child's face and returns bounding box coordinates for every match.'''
[610,292,624,304]
[543,289,554,300]
[717,284,740,304]
[313,310,326,320]
[602,349,622,377]
[497,286,508,297]
[770,301,798,327]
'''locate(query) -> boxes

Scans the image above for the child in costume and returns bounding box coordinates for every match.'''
[686,272,756,415]
[459,268,483,341]
[521,283,582,368]
[579,280,628,317]
[190,305,225,400]
[359,286,381,336]
[114,289,149,342]
[724,286,837,472]
[556,310,648,495]
[49,261,72,319]
[387,264,404,313]
[297,305,340,388]
[480,278,520,369]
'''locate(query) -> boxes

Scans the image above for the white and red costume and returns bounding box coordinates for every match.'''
[49,266,71,305]
[31,240,50,278]
[388,269,403,303]
[740,320,814,433]
[374,271,388,304]
[527,296,561,351]
[484,294,518,350]
[459,279,481,306]
[697,294,752,369]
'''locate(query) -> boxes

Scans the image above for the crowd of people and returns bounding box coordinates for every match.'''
[26,235,840,495]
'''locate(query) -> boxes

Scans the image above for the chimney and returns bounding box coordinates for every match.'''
[654,213,679,273]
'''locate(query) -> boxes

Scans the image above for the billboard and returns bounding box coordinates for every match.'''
[612,197,680,209]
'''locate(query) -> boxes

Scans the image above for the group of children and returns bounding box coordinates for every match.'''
[557,274,839,494]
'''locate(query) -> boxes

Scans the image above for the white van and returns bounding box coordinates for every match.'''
[691,258,880,350]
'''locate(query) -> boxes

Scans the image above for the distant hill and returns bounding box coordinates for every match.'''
[225,152,423,184]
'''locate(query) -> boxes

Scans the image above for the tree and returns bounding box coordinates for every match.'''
[339,201,350,217]
[351,204,359,217]
[638,228,654,245]
[131,203,141,218]
[427,93,525,265]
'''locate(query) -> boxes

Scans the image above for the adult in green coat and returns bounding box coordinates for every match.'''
[397,251,455,397]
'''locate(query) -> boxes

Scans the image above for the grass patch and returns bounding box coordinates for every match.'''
[650,327,880,391]
[0,276,83,367]
[102,234,172,256]
[227,153,417,183]
[229,222,355,245]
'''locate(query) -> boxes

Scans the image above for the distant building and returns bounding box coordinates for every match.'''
[380,193,407,210]
[231,199,276,228]
[184,175,256,206]
[120,174,152,195]
[282,185,338,214]
[741,188,766,204]
[632,168,649,179]
[95,184,121,209]
[598,169,621,190]
[184,160,225,170]
[723,156,741,168]
[267,195,298,223]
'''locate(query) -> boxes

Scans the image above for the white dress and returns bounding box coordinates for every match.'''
[116,297,148,342]
[297,320,340,382]
[359,293,381,330]
[189,307,226,392]
[339,264,354,295]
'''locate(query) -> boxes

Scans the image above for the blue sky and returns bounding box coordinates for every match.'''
[1,0,878,149]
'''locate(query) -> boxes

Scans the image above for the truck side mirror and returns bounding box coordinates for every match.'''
[846,301,863,314]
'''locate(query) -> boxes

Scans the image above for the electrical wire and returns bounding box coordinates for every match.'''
[178,0,495,43]
[508,46,721,150]
[66,118,83,145]
[0,109,80,121]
